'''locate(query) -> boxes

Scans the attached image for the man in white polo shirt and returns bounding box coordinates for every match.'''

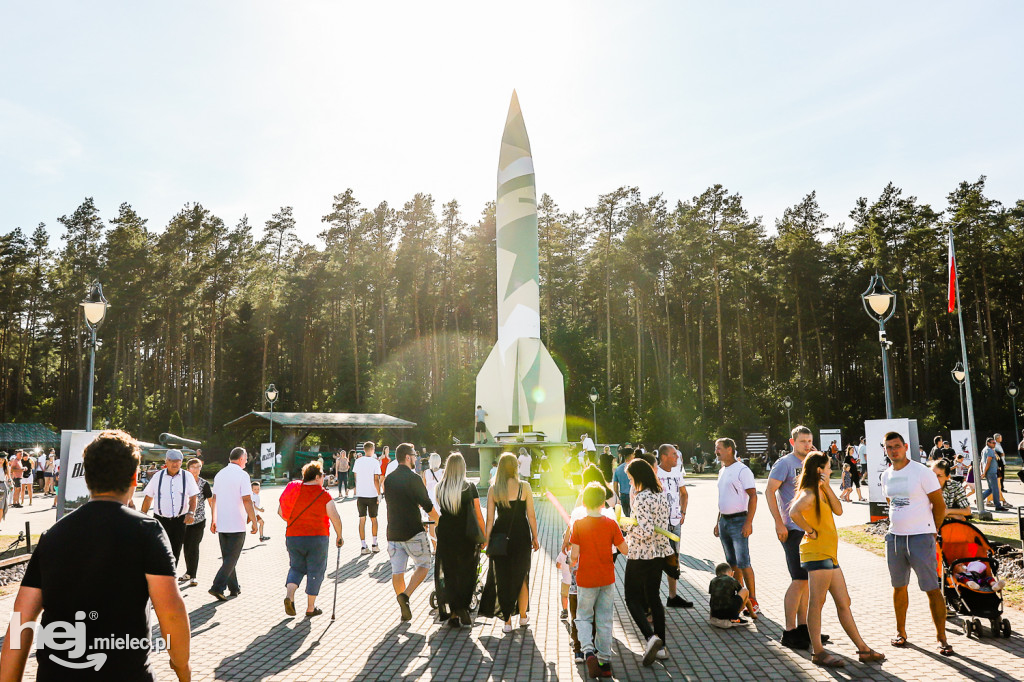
[209,447,258,601]
[881,431,950,656]
[712,437,758,619]
[140,449,199,568]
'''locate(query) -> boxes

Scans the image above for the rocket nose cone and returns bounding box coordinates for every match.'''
[501,90,531,163]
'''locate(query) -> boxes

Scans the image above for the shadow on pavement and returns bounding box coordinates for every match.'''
[214,617,313,681]
[352,623,424,680]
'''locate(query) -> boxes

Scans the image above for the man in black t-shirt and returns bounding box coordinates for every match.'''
[384,442,439,621]
[0,430,191,682]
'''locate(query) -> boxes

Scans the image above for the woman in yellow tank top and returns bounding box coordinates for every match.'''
[790,452,885,668]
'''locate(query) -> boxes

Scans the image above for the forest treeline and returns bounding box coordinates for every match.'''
[1,177,1021,453]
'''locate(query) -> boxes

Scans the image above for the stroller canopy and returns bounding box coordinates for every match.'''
[939,518,993,565]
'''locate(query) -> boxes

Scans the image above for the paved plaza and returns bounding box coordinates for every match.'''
[1,477,1023,681]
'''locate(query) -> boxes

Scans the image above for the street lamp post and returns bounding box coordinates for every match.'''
[80,282,109,432]
[1008,382,1019,462]
[782,396,793,436]
[952,363,966,430]
[266,384,279,446]
[588,387,599,442]
[861,274,896,419]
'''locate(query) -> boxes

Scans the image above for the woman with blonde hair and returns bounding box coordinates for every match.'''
[790,452,884,668]
[480,452,540,633]
[433,452,485,626]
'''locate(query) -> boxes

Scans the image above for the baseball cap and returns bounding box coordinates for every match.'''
[165,449,184,461]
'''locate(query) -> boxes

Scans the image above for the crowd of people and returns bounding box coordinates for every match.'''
[0,449,59,524]
[1,423,1020,680]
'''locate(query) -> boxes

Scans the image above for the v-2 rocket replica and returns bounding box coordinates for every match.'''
[475,91,567,444]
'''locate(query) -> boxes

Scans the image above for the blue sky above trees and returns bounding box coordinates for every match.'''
[2,1,1022,241]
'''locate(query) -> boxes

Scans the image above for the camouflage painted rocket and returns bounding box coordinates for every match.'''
[476,91,567,443]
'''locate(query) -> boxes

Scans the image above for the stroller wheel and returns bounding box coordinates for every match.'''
[964,620,974,637]
[429,592,437,610]
[973,618,984,637]
[1001,619,1012,638]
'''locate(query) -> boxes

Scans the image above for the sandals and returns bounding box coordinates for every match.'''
[857,649,886,663]
[305,607,323,618]
[939,642,954,657]
[811,651,845,668]
[284,597,296,617]
[890,635,908,647]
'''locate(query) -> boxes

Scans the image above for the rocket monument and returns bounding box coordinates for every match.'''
[475,91,567,444]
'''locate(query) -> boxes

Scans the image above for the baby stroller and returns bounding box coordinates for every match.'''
[938,518,1011,638]
[429,551,487,616]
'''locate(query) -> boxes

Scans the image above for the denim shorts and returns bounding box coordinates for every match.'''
[885,533,939,592]
[388,532,432,574]
[717,514,751,569]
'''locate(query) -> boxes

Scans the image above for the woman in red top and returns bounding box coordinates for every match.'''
[277,462,343,618]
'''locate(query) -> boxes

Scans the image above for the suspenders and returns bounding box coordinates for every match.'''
[156,469,187,517]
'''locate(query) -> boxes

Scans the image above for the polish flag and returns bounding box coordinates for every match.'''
[948,232,957,313]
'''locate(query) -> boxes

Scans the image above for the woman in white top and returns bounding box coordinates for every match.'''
[423,453,443,506]
[423,453,443,549]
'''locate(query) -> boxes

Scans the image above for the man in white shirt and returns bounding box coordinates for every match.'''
[712,437,758,618]
[581,433,597,466]
[517,447,532,481]
[353,441,383,555]
[140,449,199,567]
[209,447,258,601]
[880,431,950,656]
[656,444,692,609]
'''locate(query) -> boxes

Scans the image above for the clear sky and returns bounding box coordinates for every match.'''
[2,1,1022,243]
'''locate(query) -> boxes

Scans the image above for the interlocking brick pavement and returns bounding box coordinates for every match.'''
[1,477,1023,680]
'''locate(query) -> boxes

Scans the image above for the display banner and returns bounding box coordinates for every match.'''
[864,418,919,522]
[261,442,276,470]
[56,430,101,520]
[950,430,975,473]
[819,429,842,455]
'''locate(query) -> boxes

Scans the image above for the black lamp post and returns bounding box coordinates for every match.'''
[862,274,896,419]
[80,282,109,431]
[266,384,279,445]
[952,363,966,430]
[1008,382,1019,460]
[782,396,793,436]
[588,387,599,441]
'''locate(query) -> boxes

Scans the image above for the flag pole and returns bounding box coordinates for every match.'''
[951,228,989,519]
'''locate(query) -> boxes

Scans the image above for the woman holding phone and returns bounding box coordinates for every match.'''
[790,452,884,668]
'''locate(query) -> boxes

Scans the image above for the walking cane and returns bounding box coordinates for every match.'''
[330,540,341,621]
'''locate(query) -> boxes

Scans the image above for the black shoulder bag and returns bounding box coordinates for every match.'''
[486,485,521,557]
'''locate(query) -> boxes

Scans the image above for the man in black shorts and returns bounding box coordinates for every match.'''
[474,405,487,444]
[353,441,382,555]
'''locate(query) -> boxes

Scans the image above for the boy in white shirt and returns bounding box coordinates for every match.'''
[251,481,268,542]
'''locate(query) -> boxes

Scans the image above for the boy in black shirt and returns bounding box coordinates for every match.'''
[709,562,749,629]
[0,430,191,681]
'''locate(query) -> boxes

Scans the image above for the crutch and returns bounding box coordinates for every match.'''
[331,540,341,621]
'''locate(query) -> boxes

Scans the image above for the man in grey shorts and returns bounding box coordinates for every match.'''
[880,431,951,656]
[384,442,440,621]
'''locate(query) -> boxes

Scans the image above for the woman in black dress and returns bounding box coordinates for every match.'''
[482,452,540,633]
[434,452,486,627]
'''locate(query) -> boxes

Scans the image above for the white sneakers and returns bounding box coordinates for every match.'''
[709,617,733,629]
